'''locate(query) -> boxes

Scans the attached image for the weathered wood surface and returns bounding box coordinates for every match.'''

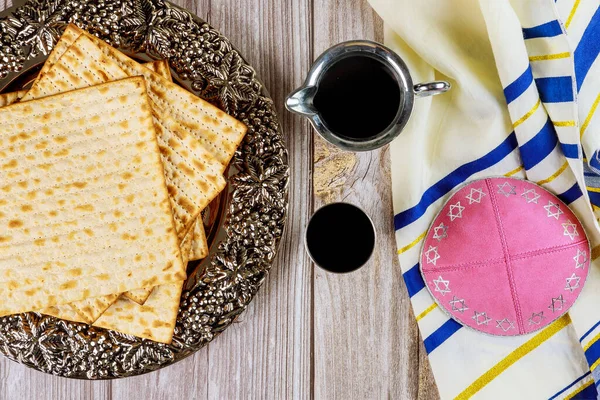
[0,0,438,398]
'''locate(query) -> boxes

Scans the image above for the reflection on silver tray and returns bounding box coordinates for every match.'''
[0,0,288,379]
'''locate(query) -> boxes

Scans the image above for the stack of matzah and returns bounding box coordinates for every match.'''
[0,25,247,344]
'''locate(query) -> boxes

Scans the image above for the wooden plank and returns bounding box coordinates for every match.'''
[0,358,110,400]
[311,0,439,398]
[200,0,314,398]
[111,349,210,400]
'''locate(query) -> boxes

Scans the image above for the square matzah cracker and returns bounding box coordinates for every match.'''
[0,64,177,320]
[23,34,226,241]
[53,24,247,171]
[25,35,224,316]
[25,35,225,318]
[0,77,185,315]
[31,26,226,265]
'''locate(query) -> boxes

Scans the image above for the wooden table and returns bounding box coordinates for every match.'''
[0,0,439,398]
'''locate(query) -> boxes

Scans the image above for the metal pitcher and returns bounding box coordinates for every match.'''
[286,40,450,152]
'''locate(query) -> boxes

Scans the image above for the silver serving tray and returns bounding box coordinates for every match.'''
[0,0,288,379]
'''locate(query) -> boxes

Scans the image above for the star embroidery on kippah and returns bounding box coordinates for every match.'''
[548,295,566,313]
[528,312,545,325]
[565,273,580,293]
[521,188,541,204]
[432,223,448,242]
[574,249,588,269]
[472,311,491,326]
[466,188,486,204]
[447,202,465,221]
[433,276,450,296]
[497,182,516,197]
[496,318,515,332]
[425,246,440,265]
[449,296,468,313]
[544,201,564,220]
[562,221,579,240]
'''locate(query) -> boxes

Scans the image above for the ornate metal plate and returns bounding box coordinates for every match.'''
[0,0,288,379]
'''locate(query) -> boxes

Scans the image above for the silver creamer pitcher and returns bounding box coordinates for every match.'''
[286,40,450,152]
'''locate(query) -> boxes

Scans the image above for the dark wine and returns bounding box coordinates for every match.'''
[313,55,402,140]
[305,203,375,273]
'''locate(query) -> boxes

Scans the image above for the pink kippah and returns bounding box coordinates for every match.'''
[420,177,590,336]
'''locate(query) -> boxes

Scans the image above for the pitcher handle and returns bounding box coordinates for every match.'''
[413,81,451,98]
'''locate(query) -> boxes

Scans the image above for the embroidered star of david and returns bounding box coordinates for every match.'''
[565,273,580,293]
[433,276,450,296]
[544,201,564,219]
[496,318,515,332]
[432,223,448,242]
[562,221,579,240]
[449,296,468,313]
[472,311,491,326]
[574,249,587,269]
[497,182,516,197]
[528,312,545,325]
[466,188,486,204]
[521,188,540,204]
[548,295,566,313]
[425,246,440,265]
[447,202,465,221]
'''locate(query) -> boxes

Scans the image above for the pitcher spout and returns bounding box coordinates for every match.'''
[285,86,318,117]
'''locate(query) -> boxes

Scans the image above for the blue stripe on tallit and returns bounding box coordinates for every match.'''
[561,143,580,159]
[573,382,598,399]
[585,339,600,367]
[504,66,534,104]
[587,190,600,207]
[549,371,592,399]
[558,183,583,204]
[581,321,600,343]
[535,77,574,103]
[423,319,463,354]
[403,264,425,297]
[522,20,562,39]
[394,133,518,231]
[574,6,600,91]
[519,118,558,170]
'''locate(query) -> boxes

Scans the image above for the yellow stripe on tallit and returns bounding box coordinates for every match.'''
[513,98,541,128]
[415,303,438,322]
[454,314,571,400]
[397,230,427,255]
[536,161,569,185]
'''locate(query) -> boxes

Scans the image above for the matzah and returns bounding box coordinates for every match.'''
[25,35,225,320]
[24,34,226,240]
[32,61,178,319]
[189,217,209,261]
[40,24,248,171]
[34,26,223,265]
[146,60,172,82]
[0,77,185,315]
[125,227,193,305]
[122,59,175,305]
[0,91,26,107]
[94,281,184,344]
[33,25,81,84]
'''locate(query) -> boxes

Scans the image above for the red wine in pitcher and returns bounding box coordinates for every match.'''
[313,55,402,140]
